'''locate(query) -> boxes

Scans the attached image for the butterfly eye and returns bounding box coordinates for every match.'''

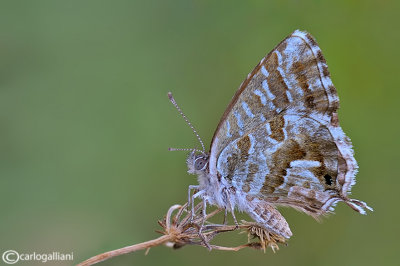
[194,158,207,171]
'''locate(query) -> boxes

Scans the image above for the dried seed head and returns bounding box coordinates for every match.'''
[157,203,286,252]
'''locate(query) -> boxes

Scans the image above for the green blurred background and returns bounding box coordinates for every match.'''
[0,1,398,265]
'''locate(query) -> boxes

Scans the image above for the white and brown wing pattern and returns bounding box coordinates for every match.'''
[209,30,372,238]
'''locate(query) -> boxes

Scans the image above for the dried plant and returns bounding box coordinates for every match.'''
[77,202,286,266]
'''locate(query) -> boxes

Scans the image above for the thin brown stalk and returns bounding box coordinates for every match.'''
[77,203,286,265]
[77,235,172,266]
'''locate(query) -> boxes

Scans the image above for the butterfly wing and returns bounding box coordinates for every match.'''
[210,30,371,220]
[217,113,343,217]
[211,30,339,158]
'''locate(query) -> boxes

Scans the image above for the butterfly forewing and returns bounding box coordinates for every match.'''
[211,30,339,160]
[211,30,360,217]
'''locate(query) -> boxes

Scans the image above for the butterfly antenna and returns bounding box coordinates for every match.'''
[168,147,204,153]
[168,92,206,153]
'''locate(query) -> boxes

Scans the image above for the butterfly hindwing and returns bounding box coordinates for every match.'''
[217,113,342,216]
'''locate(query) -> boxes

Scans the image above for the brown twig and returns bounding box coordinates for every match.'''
[76,235,172,266]
[77,203,286,266]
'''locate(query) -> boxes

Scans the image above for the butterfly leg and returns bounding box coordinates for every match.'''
[187,185,200,218]
[197,198,212,250]
[223,188,239,228]
[246,198,292,239]
[189,189,211,249]
[229,205,239,228]
[222,208,228,225]
[190,189,205,223]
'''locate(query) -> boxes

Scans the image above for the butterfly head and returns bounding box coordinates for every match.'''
[187,151,209,175]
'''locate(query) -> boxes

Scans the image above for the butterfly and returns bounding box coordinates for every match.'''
[169,30,372,239]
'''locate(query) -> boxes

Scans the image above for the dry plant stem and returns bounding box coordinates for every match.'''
[76,235,172,266]
[77,203,286,265]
